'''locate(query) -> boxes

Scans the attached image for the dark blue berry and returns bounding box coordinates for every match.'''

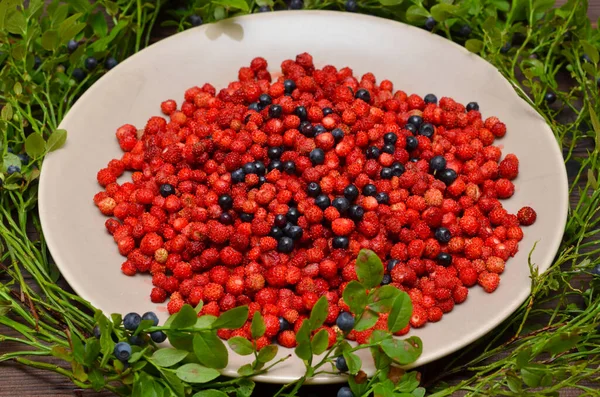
[438,168,457,185]
[114,342,132,361]
[424,93,437,104]
[391,162,405,177]
[313,125,326,135]
[437,252,452,267]
[300,121,314,137]
[290,0,303,9]
[7,165,20,175]
[268,146,283,159]
[278,237,294,253]
[150,331,167,343]
[279,317,290,332]
[218,194,233,211]
[429,155,446,171]
[545,92,557,104]
[287,207,300,223]
[93,325,101,339]
[17,154,30,164]
[582,54,592,63]
[466,102,479,112]
[406,135,419,150]
[382,144,395,154]
[286,225,303,240]
[591,264,600,277]
[275,214,287,227]
[123,313,141,331]
[220,213,233,225]
[270,226,284,239]
[283,161,296,174]
[387,259,399,272]
[129,334,144,346]
[85,57,98,70]
[269,104,282,118]
[435,227,452,243]
[67,40,79,53]
[384,132,397,145]
[381,274,392,285]
[336,356,349,372]
[142,312,159,326]
[345,0,357,12]
[33,56,41,70]
[310,148,325,165]
[268,160,283,171]
[315,195,331,210]
[331,128,344,142]
[408,115,423,127]
[458,24,472,37]
[332,197,350,214]
[231,169,245,183]
[243,162,256,174]
[500,42,511,54]
[419,123,434,138]
[362,184,377,197]
[355,89,371,103]
[337,387,353,397]
[307,182,321,197]
[105,57,118,70]
[343,184,359,202]
[189,15,203,26]
[240,212,254,222]
[322,107,333,116]
[258,5,271,12]
[284,79,296,94]
[254,161,266,175]
[375,192,389,204]
[332,236,349,249]
[366,146,380,159]
[336,312,354,332]
[424,17,436,31]
[404,123,417,134]
[259,94,272,106]
[248,102,261,112]
[72,68,86,82]
[348,205,364,222]
[380,168,393,179]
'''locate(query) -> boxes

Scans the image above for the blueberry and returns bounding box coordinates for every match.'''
[123,313,141,331]
[129,334,144,346]
[380,168,393,179]
[268,160,283,171]
[406,136,419,150]
[381,274,392,285]
[33,56,41,70]
[114,342,132,361]
[591,264,600,277]
[289,0,303,9]
[582,54,592,63]
[270,226,283,239]
[189,15,203,26]
[287,207,300,223]
[500,42,511,54]
[332,197,350,214]
[283,161,296,174]
[366,146,380,159]
[337,387,354,397]
[336,356,349,372]
[310,148,325,165]
[344,185,359,202]
[300,121,314,137]
[269,104,283,118]
[429,155,446,171]
[384,132,397,145]
[410,158,419,163]
[362,184,377,197]
[142,312,159,326]
[274,214,287,227]
[240,212,254,223]
[248,102,261,112]
[85,57,98,70]
[278,237,294,253]
[67,40,79,53]
[231,169,245,183]
[434,227,452,243]
[150,331,167,343]
[355,89,371,103]
[159,184,174,197]
[313,125,326,135]
[218,194,233,211]
[545,92,557,104]
[438,168,458,185]
[375,192,389,204]
[93,325,101,339]
[7,165,21,174]
[424,93,438,104]
[284,79,296,94]
[391,162,405,177]
[382,144,395,154]
[286,225,303,240]
[268,146,283,159]
[331,128,344,142]
[17,154,30,164]
[387,259,399,272]
[315,195,331,210]
[279,317,291,332]
[258,5,271,12]
[418,123,434,138]
[259,94,272,106]
[404,123,417,134]
[466,102,479,112]
[408,115,423,127]
[458,24,472,37]
[295,106,308,120]
[220,213,233,225]
[348,205,364,222]
[72,68,86,82]
[322,107,334,116]
[332,236,349,249]
[424,17,436,31]
[437,252,452,267]
[243,162,256,174]
[307,182,321,197]
[596,77,600,88]
[336,312,354,332]
[105,57,118,70]
[254,161,266,175]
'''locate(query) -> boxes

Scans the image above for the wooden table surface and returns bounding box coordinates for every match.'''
[1,2,599,396]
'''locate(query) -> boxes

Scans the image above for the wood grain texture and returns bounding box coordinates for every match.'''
[2,2,599,396]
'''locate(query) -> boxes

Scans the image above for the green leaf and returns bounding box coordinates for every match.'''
[151,348,189,367]
[521,367,542,387]
[354,309,379,331]
[213,0,249,12]
[255,0,274,6]
[581,41,599,64]
[257,344,278,363]
[167,331,194,352]
[69,332,85,365]
[176,363,220,384]
[89,12,108,38]
[129,346,149,364]
[193,332,228,369]
[589,104,600,151]
[6,11,26,35]
[378,0,403,5]
[343,350,362,374]
[24,133,46,159]
[58,13,86,45]
[251,311,265,339]
[83,338,101,366]
[212,306,248,330]
[214,6,226,20]
[237,379,255,397]
[381,336,423,365]
[111,313,122,326]
[196,315,217,329]
[309,296,328,330]
[465,39,484,53]
[542,332,581,355]
[506,373,522,393]
[368,285,401,313]
[388,292,413,333]
[342,280,368,315]
[227,337,254,356]
[348,373,370,397]
[237,363,253,376]
[430,4,457,21]
[88,368,105,391]
[171,304,198,329]
[95,313,114,367]
[515,348,531,369]
[396,371,420,392]
[51,345,72,361]
[41,30,59,51]
[355,249,384,289]
[1,103,13,121]
[294,326,312,362]
[311,329,329,355]
[134,319,155,336]
[373,383,394,397]
[406,5,430,23]
[193,390,229,397]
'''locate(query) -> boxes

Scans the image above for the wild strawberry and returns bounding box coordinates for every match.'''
[410,305,427,328]
[203,283,224,302]
[278,330,297,347]
[486,256,505,274]
[427,307,443,322]
[517,206,537,226]
[263,314,280,338]
[452,286,468,303]
[478,271,500,293]
[331,218,354,236]
[167,298,184,314]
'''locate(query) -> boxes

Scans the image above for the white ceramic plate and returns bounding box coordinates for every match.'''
[39,11,568,384]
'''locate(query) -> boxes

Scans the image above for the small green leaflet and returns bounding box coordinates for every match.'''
[176,363,220,384]
[588,104,600,151]
[192,390,228,397]
[342,280,367,315]
[355,249,384,288]
[151,348,189,367]
[343,350,362,375]
[310,329,329,355]
[212,306,248,330]
[251,311,266,339]
[368,285,400,313]
[388,292,413,333]
[193,332,228,369]
[309,296,328,330]
[170,304,197,329]
[257,344,278,363]
[227,337,254,356]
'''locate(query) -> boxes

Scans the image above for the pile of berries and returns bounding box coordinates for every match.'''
[94,53,537,348]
